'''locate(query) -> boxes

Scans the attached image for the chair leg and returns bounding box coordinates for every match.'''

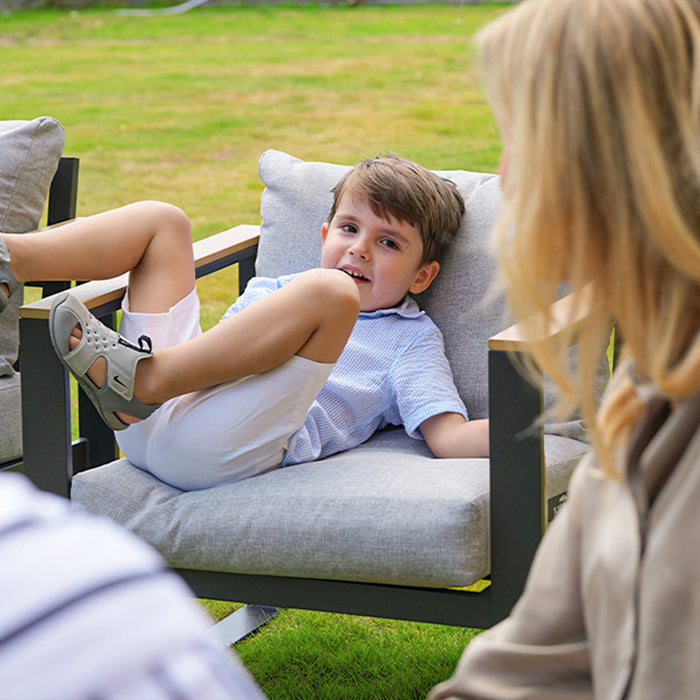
[20,315,73,497]
[211,604,279,646]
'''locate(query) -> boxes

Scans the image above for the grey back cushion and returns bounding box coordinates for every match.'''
[0,117,64,369]
[0,117,64,461]
[256,149,506,420]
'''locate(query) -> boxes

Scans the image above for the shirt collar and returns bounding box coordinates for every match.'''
[359,295,425,320]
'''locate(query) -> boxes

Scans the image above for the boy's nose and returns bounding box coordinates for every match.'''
[349,240,370,261]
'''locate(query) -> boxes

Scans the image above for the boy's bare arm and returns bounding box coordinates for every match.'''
[419,413,490,459]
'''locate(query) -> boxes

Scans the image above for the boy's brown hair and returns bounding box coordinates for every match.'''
[327,154,465,265]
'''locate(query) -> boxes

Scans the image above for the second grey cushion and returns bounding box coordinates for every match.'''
[0,117,64,462]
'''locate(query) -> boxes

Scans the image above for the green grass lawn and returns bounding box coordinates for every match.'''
[2,3,509,696]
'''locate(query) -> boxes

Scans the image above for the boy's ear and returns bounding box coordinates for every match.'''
[409,260,440,295]
[321,222,329,242]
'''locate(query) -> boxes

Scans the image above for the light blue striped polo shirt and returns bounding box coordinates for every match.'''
[222,274,467,465]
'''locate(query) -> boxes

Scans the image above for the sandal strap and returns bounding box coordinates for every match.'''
[66,320,151,402]
[49,292,161,430]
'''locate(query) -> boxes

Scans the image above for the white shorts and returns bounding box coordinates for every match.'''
[115,289,334,491]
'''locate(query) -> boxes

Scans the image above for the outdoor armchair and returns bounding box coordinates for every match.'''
[20,149,592,639]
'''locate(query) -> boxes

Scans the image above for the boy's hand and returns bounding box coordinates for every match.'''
[419,413,489,459]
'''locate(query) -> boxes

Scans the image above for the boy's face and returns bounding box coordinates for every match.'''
[320,192,439,312]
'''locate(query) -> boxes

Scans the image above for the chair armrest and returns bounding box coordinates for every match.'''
[488,285,596,353]
[19,224,260,320]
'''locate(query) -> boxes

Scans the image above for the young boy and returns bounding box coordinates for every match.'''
[0,155,488,491]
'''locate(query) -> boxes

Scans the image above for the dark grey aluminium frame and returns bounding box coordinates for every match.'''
[19,162,556,629]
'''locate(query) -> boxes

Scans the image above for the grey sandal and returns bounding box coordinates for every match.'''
[0,237,20,314]
[49,291,161,431]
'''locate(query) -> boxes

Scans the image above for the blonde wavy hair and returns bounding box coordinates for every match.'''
[476,0,700,475]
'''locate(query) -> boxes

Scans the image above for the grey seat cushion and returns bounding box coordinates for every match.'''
[72,429,589,587]
[72,150,590,587]
[0,374,22,463]
[0,117,65,462]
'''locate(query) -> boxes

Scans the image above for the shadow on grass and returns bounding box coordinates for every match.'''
[201,599,482,699]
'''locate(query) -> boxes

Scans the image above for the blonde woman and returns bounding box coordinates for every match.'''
[431,0,700,698]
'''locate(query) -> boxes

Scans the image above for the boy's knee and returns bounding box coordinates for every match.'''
[305,268,360,312]
[154,202,191,236]
[134,201,191,240]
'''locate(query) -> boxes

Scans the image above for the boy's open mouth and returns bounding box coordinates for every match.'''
[340,267,370,282]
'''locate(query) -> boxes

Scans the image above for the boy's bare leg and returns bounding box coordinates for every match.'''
[134,268,360,407]
[1,201,195,313]
[71,267,359,426]
[5,205,359,424]
[2,201,195,426]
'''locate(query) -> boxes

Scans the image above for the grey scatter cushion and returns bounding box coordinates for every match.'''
[0,117,64,369]
[256,149,506,419]
[257,150,348,277]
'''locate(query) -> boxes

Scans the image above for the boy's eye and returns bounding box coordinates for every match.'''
[341,224,357,234]
[381,238,400,250]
